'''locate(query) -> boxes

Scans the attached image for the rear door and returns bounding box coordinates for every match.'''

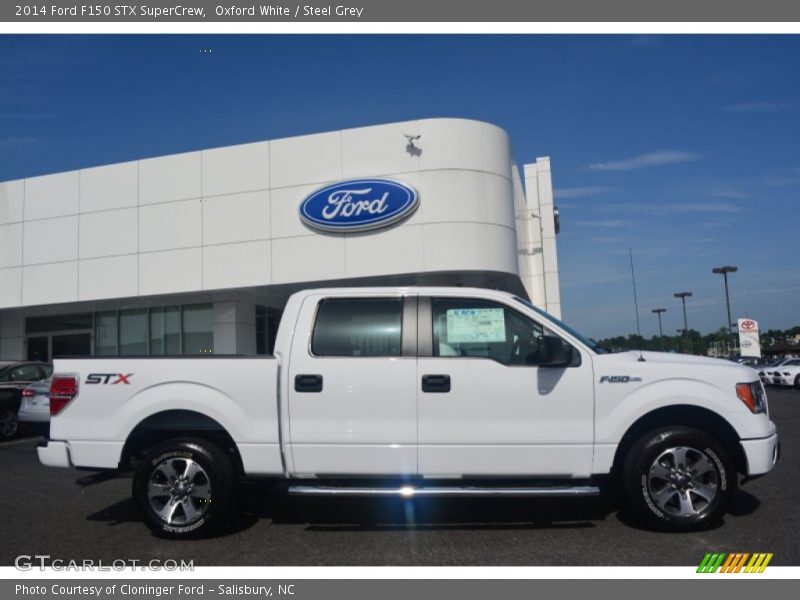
[287,294,418,476]
[417,296,595,477]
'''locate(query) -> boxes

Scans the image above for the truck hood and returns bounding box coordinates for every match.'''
[593,350,759,393]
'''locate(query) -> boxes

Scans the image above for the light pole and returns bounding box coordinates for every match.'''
[651,308,666,350]
[674,292,693,353]
[712,266,738,346]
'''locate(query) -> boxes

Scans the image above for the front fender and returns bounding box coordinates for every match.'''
[596,378,773,445]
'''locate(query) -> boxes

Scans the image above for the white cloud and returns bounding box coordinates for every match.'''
[554,186,616,199]
[587,151,702,172]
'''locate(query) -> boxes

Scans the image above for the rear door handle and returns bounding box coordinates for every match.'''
[422,374,451,393]
[295,374,323,393]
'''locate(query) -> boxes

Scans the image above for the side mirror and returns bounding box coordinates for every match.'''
[538,335,574,367]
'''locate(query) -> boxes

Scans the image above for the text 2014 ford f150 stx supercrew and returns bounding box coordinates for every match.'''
[37,287,779,537]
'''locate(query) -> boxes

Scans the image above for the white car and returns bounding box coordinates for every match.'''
[768,364,800,388]
[18,379,51,425]
[759,358,800,386]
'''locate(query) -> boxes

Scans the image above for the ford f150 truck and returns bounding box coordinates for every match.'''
[37,287,779,537]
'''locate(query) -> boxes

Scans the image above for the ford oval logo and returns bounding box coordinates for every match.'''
[299,179,419,233]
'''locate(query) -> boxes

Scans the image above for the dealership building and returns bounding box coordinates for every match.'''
[0,118,561,361]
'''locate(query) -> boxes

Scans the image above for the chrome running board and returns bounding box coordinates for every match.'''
[288,484,600,498]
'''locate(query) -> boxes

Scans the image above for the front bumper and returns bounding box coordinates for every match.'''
[37,440,71,468]
[740,432,779,476]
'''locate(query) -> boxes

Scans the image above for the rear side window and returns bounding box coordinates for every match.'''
[312,298,403,357]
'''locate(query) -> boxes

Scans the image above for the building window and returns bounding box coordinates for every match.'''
[255,306,283,355]
[150,306,181,355]
[26,313,92,334]
[120,308,148,355]
[182,304,213,354]
[94,311,118,356]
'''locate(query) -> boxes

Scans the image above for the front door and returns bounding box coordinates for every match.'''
[287,294,417,476]
[417,296,595,478]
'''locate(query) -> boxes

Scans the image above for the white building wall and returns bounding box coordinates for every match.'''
[0,118,519,312]
[520,157,562,318]
[0,118,563,358]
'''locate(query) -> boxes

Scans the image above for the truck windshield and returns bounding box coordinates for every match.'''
[513,297,604,354]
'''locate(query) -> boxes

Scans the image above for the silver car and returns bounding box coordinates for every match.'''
[18,379,51,425]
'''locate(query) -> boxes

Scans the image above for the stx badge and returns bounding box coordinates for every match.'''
[86,373,133,385]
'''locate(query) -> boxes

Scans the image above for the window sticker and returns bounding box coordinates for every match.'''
[446,308,506,343]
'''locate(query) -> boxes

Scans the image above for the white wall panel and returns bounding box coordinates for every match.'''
[23,216,78,265]
[139,248,202,296]
[418,118,484,173]
[422,222,492,272]
[203,241,270,291]
[272,235,346,284]
[22,262,79,306]
[483,172,516,228]
[341,120,422,178]
[0,268,22,308]
[270,183,322,239]
[202,141,269,197]
[139,199,201,252]
[80,161,138,213]
[344,225,424,278]
[487,224,519,275]
[0,223,23,268]
[139,151,201,205]
[202,191,269,245]
[25,171,79,220]
[79,254,138,300]
[79,208,138,259]
[418,170,486,225]
[0,180,24,225]
[270,131,342,189]
[481,121,513,179]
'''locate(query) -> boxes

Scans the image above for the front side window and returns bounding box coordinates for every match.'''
[312,298,403,357]
[432,298,549,366]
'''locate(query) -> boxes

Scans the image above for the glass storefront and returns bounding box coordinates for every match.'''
[92,303,213,356]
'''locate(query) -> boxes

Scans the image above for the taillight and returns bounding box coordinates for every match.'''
[50,374,79,416]
[21,388,35,398]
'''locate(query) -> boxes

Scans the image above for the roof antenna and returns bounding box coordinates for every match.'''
[629,248,646,361]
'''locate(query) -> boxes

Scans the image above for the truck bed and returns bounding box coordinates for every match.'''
[48,356,283,474]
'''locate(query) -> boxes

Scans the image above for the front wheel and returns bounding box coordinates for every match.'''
[133,438,235,539]
[622,426,735,531]
[794,374,800,389]
[0,408,19,440]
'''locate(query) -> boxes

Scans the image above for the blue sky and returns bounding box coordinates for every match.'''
[1,35,798,339]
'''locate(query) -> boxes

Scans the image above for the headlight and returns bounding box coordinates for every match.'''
[736,381,767,414]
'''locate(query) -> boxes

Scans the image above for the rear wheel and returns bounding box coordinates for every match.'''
[133,438,235,539]
[0,408,19,440]
[622,426,734,531]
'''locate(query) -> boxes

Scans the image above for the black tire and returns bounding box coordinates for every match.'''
[794,374,800,389]
[622,426,735,531]
[0,408,19,440]
[133,438,235,539]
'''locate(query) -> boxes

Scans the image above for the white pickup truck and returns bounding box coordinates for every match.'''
[38,287,779,537]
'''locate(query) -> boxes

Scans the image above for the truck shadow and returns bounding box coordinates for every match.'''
[85,478,761,537]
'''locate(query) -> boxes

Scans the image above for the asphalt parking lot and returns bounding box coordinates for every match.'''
[1,387,797,567]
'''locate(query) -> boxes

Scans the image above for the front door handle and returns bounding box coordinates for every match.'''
[295,374,323,393]
[422,374,451,393]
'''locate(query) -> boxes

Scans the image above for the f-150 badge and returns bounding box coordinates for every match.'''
[599,375,643,383]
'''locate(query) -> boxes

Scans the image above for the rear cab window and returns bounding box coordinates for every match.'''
[311,298,403,357]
